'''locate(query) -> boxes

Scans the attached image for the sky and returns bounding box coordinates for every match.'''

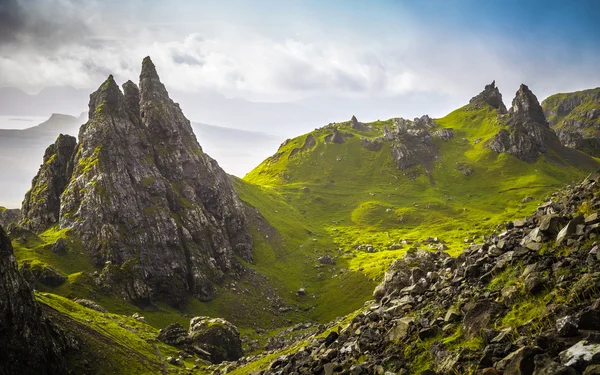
[1,0,600,121]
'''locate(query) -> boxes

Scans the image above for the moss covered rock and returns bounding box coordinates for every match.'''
[188,316,243,364]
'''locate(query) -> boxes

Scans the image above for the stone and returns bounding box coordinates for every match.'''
[50,238,68,255]
[556,216,585,246]
[444,307,462,323]
[498,346,542,374]
[539,215,562,236]
[462,300,505,339]
[556,315,579,337]
[586,213,600,225]
[532,353,578,375]
[158,323,191,346]
[559,340,600,370]
[188,316,243,364]
[579,299,600,330]
[318,255,336,265]
[297,287,307,296]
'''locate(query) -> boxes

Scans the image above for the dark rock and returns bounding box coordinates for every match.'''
[0,225,67,374]
[488,84,559,162]
[157,323,191,347]
[579,299,600,330]
[350,115,369,131]
[325,129,345,144]
[557,216,585,246]
[532,353,578,375]
[20,134,77,232]
[50,238,68,255]
[324,331,339,346]
[318,255,336,265]
[469,81,508,113]
[498,346,542,375]
[188,316,243,364]
[0,207,20,227]
[25,58,254,308]
[20,261,66,287]
[462,300,505,339]
[556,316,579,337]
[559,339,600,370]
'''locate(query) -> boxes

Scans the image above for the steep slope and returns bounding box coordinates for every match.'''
[20,57,253,308]
[542,87,600,156]
[0,225,67,375]
[228,171,600,375]
[244,82,598,254]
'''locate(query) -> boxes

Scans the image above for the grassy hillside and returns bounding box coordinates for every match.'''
[238,104,596,323]
[542,87,600,125]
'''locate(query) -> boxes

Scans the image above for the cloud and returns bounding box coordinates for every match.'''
[0,0,599,106]
[0,0,92,48]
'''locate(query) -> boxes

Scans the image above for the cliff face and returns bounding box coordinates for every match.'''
[0,225,66,374]
[542,88,600,156]
[21,134,76,232]
[22,57,253,308]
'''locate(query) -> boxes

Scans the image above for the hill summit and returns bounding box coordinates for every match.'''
[20,57,253,308]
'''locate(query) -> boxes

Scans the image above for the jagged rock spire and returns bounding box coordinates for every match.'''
[23,57,253,308]
[88,75,125,119]
[508,84,548,127]
[469,80,508,114]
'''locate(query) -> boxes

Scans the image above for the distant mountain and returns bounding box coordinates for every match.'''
[0,87,89,117]
[542,87,600,156]
[0,114,280,208]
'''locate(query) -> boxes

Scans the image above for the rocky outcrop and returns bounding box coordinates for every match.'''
[389,116,439,170]
[0,207,20,227]
[0,225,66,374]
[350,115,369,131]
[20,134,76,231]
[157,316,242,364]
[325,128,346,144]
[542,88,600,157]
[489,84,562,162]
[23,57,253,308]
[189,316,243,363]
[234,172,600,375]
[469,80,508,113]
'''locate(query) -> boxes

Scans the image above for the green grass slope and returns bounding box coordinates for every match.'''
[239,104,597,322]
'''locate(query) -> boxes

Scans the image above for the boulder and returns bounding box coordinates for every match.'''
[462,300,505,339]
[157,323,191,347]
[188,316,243,363]
[532,353,578,375]
[559,339,600,370]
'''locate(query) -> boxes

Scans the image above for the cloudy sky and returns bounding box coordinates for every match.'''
[1,0,600,122]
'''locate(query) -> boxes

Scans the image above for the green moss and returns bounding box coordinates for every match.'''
[141,176,156,188]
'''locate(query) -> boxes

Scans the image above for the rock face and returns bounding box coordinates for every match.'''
[542,88,600,157]
[469,80,508,113]
[0,225,66,374]
[21,134,77,231]
[385,116,440,170]
[0,207,20,227]
[23,57,253,308]
[489,84,558,162]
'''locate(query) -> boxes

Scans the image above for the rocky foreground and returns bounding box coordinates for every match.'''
[218,172,600,375]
